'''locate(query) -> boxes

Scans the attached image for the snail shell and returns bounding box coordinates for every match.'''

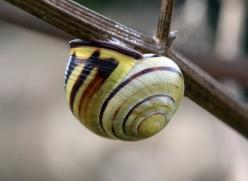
[65,39,184,141]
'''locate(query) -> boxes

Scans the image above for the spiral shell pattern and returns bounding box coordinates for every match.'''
[65,39,184,141]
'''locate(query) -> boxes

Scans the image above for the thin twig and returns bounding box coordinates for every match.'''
[154,0,175,47]
[3,0,248,139]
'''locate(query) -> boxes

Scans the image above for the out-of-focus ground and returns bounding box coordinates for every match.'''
[0,1,248,181]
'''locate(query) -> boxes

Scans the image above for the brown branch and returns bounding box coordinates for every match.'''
[4,0,161,52]
[3,0,248,139]
[154,0,175,47]
[180,50,248,86]
[168,49,248,138]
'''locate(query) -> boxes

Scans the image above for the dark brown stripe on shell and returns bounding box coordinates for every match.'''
[78,58,118,118]
[69,39,143,59]
[99,66,182,133]
[69,50,118,116]
[79,74,106,117]
[111,127,120,139]
[65,53,77,86]
[69,51,101,111]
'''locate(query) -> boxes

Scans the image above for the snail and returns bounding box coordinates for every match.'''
[65,39,184,141]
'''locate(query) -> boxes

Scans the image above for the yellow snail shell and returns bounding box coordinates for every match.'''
[65,39,184,141]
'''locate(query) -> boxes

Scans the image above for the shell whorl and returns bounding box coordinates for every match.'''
[65,39,184,141]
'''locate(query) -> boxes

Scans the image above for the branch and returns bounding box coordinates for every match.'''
[4,0,248,139]
[179,50,248,86]
[154,0,175,47]
[168,49,248,138]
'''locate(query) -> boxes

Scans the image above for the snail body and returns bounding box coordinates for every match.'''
[65,39,184,141]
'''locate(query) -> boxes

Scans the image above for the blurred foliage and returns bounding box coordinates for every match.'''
[74,0,159,11]
[175,0,186,6]
[74,0,117,9]
[75,0,187,10]
[207,0,221,44]
[244,1,248,54]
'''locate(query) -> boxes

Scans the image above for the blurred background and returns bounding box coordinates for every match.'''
[0,0,248,181]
